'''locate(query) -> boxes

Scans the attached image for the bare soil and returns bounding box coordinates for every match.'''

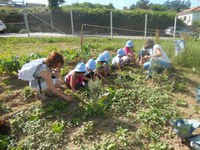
[1,70,200,149]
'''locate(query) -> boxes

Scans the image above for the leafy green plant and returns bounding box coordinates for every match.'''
[116,126,129,146]
[88,79,104,97]
[149,142,168,150]
[52,120,64,133]
[0,104,11,114]
[176,98,188,107]
[22,86,34,99]
[80,121,94,136]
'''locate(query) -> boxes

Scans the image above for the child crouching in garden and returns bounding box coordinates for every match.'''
[102,51,111,76]
[95,54,108,83]
[64,62,90,93]
[112,49,129,71]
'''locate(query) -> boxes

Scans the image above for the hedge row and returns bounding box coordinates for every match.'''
[0,7,184,35]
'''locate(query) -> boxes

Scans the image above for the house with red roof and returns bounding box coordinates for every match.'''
[177,6,200,26]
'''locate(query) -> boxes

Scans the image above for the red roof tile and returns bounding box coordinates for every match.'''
[177,6,200,15]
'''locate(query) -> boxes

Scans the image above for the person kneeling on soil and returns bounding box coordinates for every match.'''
[95,54,108,83]
[84,58,96,84]
[112,49,129,71]
[64,62,90,93]
[28,52,72,102]
[123,40,137,66]
[102,51,111,76]
[143,39,172,80]
[138,46,151,67]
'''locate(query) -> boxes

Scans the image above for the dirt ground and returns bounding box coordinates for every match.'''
[1,70,200,149]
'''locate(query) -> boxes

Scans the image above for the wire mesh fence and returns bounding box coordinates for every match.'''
[3,7,199,39]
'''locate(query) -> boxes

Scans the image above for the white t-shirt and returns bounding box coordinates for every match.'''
[112,55,121,65]
[153,44,171,63]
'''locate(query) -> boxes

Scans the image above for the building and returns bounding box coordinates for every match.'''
[0,0,8,6]
[177,6,200,26]
[26,3,46,8]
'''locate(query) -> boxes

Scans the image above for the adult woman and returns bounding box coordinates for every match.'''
[143,39,171,79]
[29,51,72,101]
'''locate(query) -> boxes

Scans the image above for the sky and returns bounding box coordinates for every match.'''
[15,0,200,9]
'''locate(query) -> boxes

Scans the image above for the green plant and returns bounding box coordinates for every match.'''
[80,121,94,136]
[116,126,128,146]
[22,86,34,99]
[176,98,188,107]
[88,79,103,97]
[52,120,64,133]
[149,142,168,150]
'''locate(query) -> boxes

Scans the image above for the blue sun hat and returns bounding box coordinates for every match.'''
[86,59,96,71]
[126,40,134,48]
[74,62,86,72]
[97,54,107,62]
[103,51,111,61]
[117,49,126,57]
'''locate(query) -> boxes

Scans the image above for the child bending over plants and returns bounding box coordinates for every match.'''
[95,54,108,83]
[102,51,111,76]
[112,49,129,71]
[123,40,137,66]
[64,62,90,93]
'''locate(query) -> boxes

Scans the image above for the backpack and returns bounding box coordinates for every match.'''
[18,58,45,81]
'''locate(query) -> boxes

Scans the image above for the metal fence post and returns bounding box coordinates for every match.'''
[23,9,30,37]
[110,11,113,38]
[144,14,147,39]
[70,10,74,37]
[50,9,54,30]
[173,16,177,39]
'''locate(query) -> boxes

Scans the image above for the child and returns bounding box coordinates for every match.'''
[64,62,90,93]
[85,58,96,79]
[102,51,111,76]
[138,47,150,67]
[123,40,137,65]
[112,49,127,70]
[96,54,107,83]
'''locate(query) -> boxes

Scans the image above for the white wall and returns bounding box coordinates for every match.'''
[178,13,193,25]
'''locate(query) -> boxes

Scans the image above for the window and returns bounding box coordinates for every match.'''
[184,16,187,21]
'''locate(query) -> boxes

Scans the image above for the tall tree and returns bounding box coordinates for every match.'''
[48,0,65,8]
[164,0,191,12]
[136,0,149,9]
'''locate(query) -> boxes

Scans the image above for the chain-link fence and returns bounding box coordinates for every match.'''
[3,6,199,39]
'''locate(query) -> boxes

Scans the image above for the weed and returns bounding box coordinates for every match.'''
[22,86,34,99]
[176,98,188,107]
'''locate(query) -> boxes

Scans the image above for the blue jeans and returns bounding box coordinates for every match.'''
[143,62,150,69]
[147,58,171,75]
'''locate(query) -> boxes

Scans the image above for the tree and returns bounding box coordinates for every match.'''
[129,4,137,10]
[164,0,191,12]
[148,4,168,11]
[48,0,65,8]
[136,0,149,9]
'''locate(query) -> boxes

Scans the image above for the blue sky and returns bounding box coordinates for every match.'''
[17,0,200,9]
